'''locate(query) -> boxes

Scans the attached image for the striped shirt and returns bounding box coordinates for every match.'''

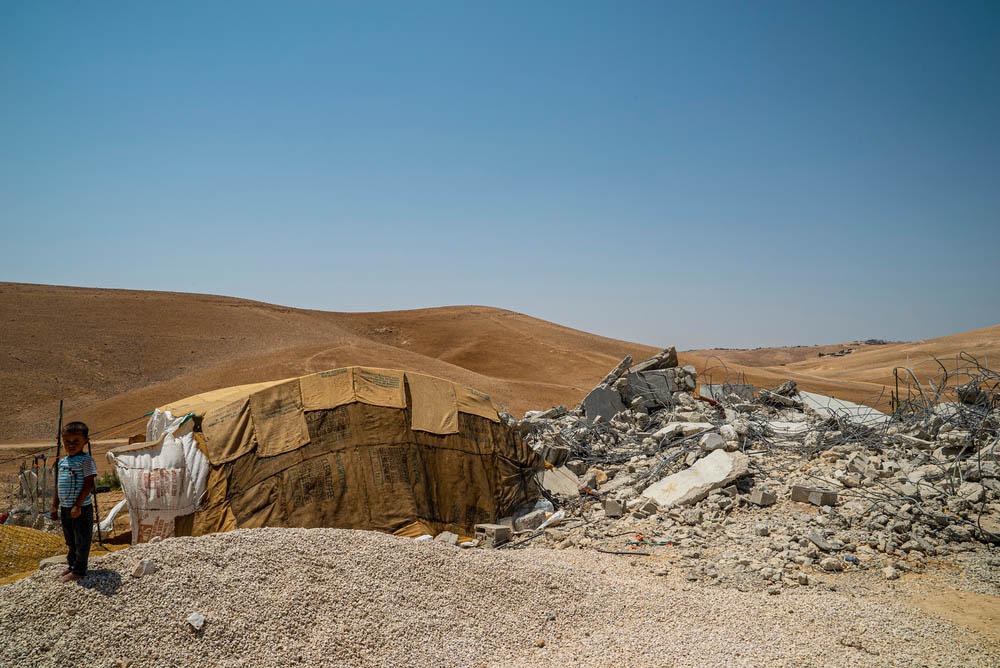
[57,453,97,507]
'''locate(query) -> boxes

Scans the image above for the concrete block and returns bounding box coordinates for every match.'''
[535,441,571,468]
[604,498,626,518]
[790,485,838,506]
[749,488,777,506]
[474,523,512,548]
[632,497,660,518]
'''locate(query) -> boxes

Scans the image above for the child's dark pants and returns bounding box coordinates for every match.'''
[60,505,93,576]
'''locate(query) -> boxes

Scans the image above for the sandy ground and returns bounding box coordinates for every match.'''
[2,528,998,667]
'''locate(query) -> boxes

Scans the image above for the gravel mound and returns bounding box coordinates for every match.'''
[1,528,996,667]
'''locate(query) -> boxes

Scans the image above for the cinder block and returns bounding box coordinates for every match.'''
[604,498,626,518]
[749,488,777,506]
[474,523,512,548]
[791,485,838,506]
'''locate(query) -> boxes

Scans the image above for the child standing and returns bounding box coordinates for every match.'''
[49,421,97,582]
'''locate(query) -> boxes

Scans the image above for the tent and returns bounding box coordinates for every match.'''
[107,367,542,543]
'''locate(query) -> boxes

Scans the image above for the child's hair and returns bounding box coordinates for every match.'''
[63,421,90,440]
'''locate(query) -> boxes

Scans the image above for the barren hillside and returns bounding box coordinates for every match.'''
[0,283,659,441]
[2,283,997,443]
[686,323,1000,409]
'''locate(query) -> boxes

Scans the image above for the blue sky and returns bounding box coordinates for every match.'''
[2,1,997,349]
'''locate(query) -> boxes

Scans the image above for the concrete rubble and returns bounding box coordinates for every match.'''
[503,348,1000,592]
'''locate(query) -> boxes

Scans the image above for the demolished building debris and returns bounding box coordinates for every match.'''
[508,348,999,591]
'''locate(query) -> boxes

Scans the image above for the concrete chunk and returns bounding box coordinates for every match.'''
[749,488,777,506]
[632,497,660,518]
[791,485,839,507]
[514,509,547,532]
[474,523,512,548]
[623,369,678,410]
[581,386,626,424]
[434,531,459,545]
[538,466,581,497]
[603,498,626,518]
[698,433,726,452]
[641,450,750,508]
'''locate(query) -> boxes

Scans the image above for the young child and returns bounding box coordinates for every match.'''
[49,421,97,582]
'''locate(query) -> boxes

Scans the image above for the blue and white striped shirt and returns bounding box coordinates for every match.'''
[57,453,97,507]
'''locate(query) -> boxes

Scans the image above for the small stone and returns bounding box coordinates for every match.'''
[131,559,158,578]
[534,638,546,648]
[681,509,703,525]
[186,612,205,631]
[883,566,900,580]
[754,523,770,537]
[820,557,844,572]
[699,433,726,452]
[806,531,833,553]
[433,531,460,545]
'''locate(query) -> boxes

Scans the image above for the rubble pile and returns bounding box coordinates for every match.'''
[505,349,1000,592]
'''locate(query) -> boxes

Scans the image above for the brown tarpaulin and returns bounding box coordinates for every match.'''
[165,367,539,538]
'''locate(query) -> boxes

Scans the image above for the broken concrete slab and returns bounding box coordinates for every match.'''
[538,466,582,497]
[513,509,547,532]
[641,449,750,508]
[581,386,626,424]
[630,347,679,373]
[799,391,890,428]
[623,369,678,411]
[653,422,714,440]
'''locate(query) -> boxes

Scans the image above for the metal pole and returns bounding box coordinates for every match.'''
[88,437,104,547]
[52,400,63,514]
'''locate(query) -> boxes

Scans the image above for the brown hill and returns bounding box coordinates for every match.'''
[0,283,659,442]
[685,323,1000,409]
[3,283,997,445]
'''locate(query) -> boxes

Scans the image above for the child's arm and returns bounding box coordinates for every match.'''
[69,456,98,518]
[70,475,95,518]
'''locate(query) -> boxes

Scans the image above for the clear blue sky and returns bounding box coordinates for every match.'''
[2,1,997,349]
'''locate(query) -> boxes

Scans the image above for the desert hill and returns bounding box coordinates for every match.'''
[2,282,997,443]
[686,322,1000,409]
[0,283,660,441]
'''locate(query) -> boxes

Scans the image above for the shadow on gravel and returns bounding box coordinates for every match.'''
[79,569,122,596]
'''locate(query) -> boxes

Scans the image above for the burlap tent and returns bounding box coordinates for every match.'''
[108,367,542,542]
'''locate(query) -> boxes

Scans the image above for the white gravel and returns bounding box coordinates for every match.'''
[1,527,996,667]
